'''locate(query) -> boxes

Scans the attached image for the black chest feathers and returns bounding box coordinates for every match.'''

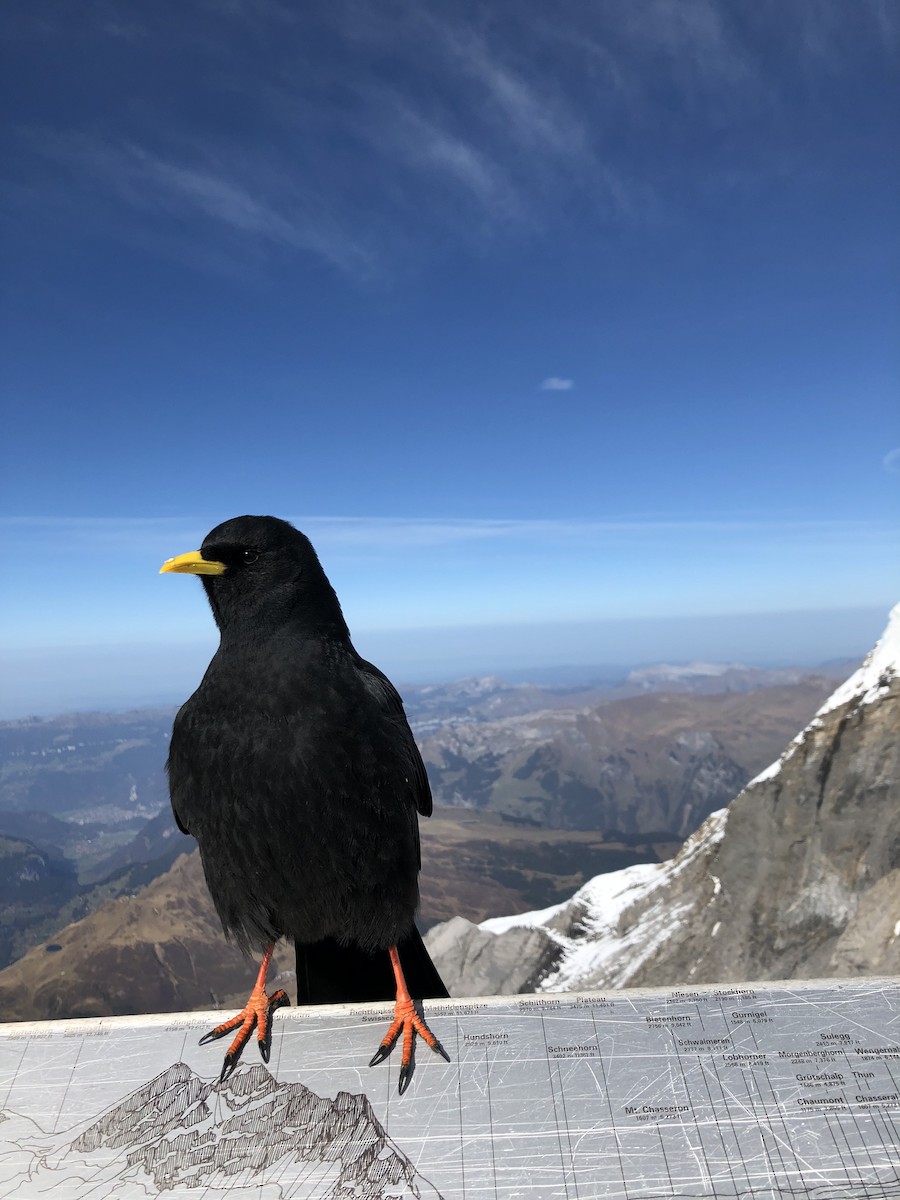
[167,657,422,955]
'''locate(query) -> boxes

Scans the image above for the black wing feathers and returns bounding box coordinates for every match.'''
[354,654,433,818]
[167,703,195,837]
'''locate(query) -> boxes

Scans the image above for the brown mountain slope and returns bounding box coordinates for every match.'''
[419,680,835,835]
[0,853,292,1021]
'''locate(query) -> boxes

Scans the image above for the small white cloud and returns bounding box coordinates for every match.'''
[883,447,900,473]
[101,20,147,41]
[540,377,574,391]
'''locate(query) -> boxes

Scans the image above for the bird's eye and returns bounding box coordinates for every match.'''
[242,549,259,565]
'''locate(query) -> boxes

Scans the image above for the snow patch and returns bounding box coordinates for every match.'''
[817,602,900,717]
[480,896,575,936]
[747,757,784,787]
[746,603,898,789]
[627,661,742,683]
[479,809,729,990]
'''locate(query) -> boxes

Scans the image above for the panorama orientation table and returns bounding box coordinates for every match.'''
[0,976,898,1198]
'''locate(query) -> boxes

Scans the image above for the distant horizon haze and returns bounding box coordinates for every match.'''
[0,603,887,721]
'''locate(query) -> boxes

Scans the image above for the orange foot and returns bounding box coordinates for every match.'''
[368,947,450,1095]
[199,944,290,1081]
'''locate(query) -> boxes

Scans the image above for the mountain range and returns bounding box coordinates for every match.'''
[0,662,849,1017]
[426,604,900,996]
[417,682,833,835]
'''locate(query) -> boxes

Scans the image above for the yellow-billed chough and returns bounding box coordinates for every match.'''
[161,515,449,1092]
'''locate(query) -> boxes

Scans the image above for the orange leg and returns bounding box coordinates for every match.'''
[199,943,290,1081]
[368,945,450,1094]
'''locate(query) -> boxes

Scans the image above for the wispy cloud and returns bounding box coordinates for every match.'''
[427,14,590,161]
[540,377,574,391]
[884,447,900,473]
[3,513,894,557]
[372,97,524,229]
[10,0,897,278]
[24,130,377,278]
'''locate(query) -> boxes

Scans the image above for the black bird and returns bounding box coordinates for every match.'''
[161,515,449,1092]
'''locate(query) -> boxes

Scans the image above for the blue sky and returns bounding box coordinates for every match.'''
[1,1,898,716]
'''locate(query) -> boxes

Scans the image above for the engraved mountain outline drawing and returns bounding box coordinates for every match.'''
[0,1060,444,1199]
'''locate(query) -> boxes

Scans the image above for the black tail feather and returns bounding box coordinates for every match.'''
[295,928,450,1006]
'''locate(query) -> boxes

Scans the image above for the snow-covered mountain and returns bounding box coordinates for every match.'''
[426,604,900,995]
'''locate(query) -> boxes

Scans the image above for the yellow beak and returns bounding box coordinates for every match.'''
[159,550,227,576]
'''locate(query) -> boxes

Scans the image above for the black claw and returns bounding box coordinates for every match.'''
[368,1044,392,1068]
[258,1020,274,1064]
[433,1040,451,1063]
[258,994,287,1065]
[199,1028,228,1046]
[219,1054,239,1083]
[398,1063,413,1095]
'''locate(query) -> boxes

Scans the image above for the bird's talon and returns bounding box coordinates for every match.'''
[199,1014,242,1046]
[368,1041,394,1068]
[219,1054,239,1083]
[200,964,289,1080]
[370,993,448,1094]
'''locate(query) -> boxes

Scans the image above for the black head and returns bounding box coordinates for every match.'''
[161,515,349,640]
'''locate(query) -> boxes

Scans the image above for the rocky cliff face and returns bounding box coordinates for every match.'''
[427,604,900,995]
